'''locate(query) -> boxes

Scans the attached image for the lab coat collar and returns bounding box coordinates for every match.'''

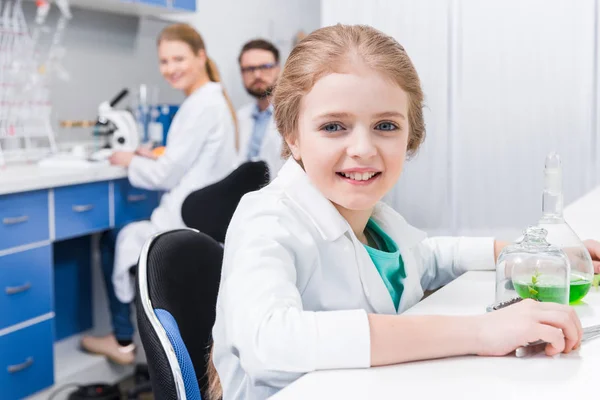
[371,202,428,249]
[188,81,221,98]
[278,158,350,241]
[277,158,428,248]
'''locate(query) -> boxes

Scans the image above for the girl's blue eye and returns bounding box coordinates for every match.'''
[376,122,398,131]
[322,123,344,132]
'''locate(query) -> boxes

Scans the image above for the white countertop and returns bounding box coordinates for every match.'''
[273,271,600,400]
[0,163,128,195]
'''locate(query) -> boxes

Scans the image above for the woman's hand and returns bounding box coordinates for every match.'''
[475,299,583,357]
[135,145,158,160]
[109,151,135,167]
[584,239,600,273]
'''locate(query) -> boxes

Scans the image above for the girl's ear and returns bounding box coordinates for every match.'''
[286,135,301,161]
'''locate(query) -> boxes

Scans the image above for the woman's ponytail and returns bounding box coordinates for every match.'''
[206,57,239,152]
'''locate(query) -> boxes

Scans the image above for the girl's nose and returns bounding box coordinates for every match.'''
[347,127,377,159]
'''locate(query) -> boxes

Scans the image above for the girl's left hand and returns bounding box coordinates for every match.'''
[109,151,134,167]
[584,239,600,273]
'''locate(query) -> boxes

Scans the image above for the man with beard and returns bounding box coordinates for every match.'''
[237,39,284,176]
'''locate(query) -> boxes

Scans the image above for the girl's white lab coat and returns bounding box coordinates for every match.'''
[212,158,497,400]
[113,82,236,303]
[236,102,285,176]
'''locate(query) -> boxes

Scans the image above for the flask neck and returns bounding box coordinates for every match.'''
[521,226,550,248]
[542,165,564,220]
[542,189,564,220]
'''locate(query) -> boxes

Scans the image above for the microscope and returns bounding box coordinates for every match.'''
[88,88,140,161]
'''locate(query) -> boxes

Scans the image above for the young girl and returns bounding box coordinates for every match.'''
[210,24,596,399]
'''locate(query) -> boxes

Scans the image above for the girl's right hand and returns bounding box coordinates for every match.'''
[475,299,583,357]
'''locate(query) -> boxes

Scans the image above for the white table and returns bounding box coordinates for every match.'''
[273,271,600,400]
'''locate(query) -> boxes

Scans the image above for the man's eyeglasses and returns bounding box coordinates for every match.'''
[241,63,278,75]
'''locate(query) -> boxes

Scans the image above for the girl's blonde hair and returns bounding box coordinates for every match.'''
[158,23,239,151]
[273,24,425,158]
[205,24,425,400]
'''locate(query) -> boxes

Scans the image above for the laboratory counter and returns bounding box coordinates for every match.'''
[0,163,127,196]
[0,163,160,399]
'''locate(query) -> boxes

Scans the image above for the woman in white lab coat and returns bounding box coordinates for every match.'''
[209,25,600,399]
[81,23,237,365]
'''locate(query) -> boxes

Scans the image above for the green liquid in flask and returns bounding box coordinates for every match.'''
[568,274,592,303]
[513,273,592,304]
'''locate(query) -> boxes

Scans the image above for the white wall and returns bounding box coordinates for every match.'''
[169,0,322,109]
[322,0,600,239]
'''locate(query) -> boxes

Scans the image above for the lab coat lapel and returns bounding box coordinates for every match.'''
[278,159,348,241]
[237,106,253,159]
[259,117,284,177]
[371,203,428,313]
[348,232,398,315]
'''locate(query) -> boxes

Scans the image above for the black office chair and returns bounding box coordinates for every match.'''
[182,160,270,242]
[136,229,223,399]
[135,161,270,399]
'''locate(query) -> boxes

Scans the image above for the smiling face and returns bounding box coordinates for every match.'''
[158,39,206,93]
[287,65,409,216]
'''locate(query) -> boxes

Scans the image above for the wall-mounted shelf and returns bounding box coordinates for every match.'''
[43,0,196,18]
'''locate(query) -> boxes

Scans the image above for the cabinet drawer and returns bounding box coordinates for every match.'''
[114,179,159,227]
[0,246,53,330]
[0,318,54,400]
[54,182,110,240]
[0,190,49,251]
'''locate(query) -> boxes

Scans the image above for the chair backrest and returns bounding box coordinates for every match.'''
[181,160,270,242]
[136,229,223,399]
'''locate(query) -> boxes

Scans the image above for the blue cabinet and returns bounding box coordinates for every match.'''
[53,237,93,341]
[0,318,54,400]
[0,176,160,398]
[54,182,111,241]
[114,179,160,227]
[172,0,196,11]
[0,190,49,251]
[68,0,196,16]
[0,246,53,330]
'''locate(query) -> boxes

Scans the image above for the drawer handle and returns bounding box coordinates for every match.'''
[7,357,34,373]
[127,194,147,203]
[72,204,95,213]
[2,215,29,225]
[5,282,31,295]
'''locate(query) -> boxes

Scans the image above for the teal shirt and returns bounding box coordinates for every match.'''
[363,219,406,311]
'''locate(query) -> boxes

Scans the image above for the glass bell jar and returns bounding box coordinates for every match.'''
[537,152,594,303]
[495,226,570,304]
